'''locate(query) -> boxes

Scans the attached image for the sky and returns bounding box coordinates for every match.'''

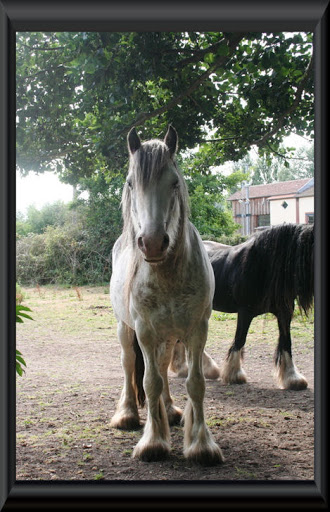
[16,133,312,216]
[16,171,75,215]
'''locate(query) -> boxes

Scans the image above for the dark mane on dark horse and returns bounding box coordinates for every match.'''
[207,223,314,390]
[210,223,314,317]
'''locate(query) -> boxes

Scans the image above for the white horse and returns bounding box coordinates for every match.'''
[110,126,224,465]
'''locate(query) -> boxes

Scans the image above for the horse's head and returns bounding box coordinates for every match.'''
[124,126,187,264]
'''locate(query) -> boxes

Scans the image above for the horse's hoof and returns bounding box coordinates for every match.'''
[204,365,221,380]
[184,443,224,466]
[283,376,308,391]
[221,368,247,385]
[202,352,221,380]
[167,405,183,426]
[110,413,141,430]
[132,440,170,461]
[221,351,247,385]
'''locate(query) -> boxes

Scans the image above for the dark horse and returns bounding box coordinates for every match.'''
[205,223,314,390]
[170,223,314,390]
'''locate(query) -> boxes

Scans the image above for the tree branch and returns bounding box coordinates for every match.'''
[264,141,312,161]
[174,37,229,68]
[255,54,314,149]
[118,33,246,136]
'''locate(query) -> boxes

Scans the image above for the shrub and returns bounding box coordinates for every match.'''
[201,233,247,245]
[16,233,47,285]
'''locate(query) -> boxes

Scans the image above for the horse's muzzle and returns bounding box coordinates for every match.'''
[137,232,170,262]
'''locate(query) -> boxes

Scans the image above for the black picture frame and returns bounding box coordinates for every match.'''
[1,1,328,509]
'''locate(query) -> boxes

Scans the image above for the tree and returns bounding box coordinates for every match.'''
[16,31,314,189]
[178,147,245,237]
[16,201,69,236]
[277,143,314,181]
[231,142,314,185]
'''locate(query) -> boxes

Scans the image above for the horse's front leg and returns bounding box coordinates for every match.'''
[183,321,224,465]
[274,313,308,390]
[132,325,171,461]
[221,309,253,385]
[110,322,141,430]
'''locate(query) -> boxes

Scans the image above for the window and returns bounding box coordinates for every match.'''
[305,213,314,224]
[258,214,270,227]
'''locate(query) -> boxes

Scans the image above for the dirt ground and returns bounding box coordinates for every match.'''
[16,286,314,483]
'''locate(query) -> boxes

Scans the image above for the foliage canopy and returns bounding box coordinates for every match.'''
[16,31,314,285]
[17,31,314,184]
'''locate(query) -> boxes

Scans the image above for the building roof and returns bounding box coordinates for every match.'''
[228,178,314,201]
[298,185,314,198]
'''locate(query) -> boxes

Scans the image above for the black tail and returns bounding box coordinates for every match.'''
[296,224,314,315]
[133,332,145,408]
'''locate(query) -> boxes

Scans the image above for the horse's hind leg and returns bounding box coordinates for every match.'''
[159,340,183,425]
[221,309,253,385]
[274,313,308,390]
[169,340,188,377]
[183,321,224,465]
[110,322,141,430]
[169,340,220,380]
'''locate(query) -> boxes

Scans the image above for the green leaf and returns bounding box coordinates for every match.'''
[16,304,34,322]
[16,363,24,377]
[216,43,230,56]
[204,53,215,65]
[16,355,26,366]
[16,305,33,313]
[16,312,34,321]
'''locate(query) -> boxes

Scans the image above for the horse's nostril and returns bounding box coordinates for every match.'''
[137,232,169,258]
[137,237,144,250]
[162,234,170,251]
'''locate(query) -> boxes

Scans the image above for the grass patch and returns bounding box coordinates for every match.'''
[18,285,314,350]
[207,415,252,428]
[235,466,258,479]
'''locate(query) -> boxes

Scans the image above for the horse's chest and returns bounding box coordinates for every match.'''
[132,278,205,337]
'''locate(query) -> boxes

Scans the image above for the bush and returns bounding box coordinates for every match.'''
[16,217,116,286]
[201,232,247,246]
[16,233,48,284]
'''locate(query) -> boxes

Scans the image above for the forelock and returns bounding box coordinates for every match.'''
[129,140,173,186]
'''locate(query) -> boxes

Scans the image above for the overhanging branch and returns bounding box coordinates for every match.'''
[118,33,246,137]
[255,54,314,149]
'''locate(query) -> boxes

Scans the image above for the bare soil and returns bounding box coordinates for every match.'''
[16,286,314,483]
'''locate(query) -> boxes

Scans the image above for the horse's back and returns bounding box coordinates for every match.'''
[209,224,314,316]
[208,238,262,313]
[203,240,230,256]
[209,245,243,313]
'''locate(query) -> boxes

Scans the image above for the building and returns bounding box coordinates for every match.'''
[228,178,314,235]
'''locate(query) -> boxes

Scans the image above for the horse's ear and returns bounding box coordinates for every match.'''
[127,127,141,154]
[164,125,178,157]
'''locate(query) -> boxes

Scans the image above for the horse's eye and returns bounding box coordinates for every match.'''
[172,179,179,190]
[126,180,133,189]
